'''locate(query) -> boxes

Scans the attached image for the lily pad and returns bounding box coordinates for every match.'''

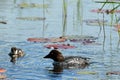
[0,75,6,79]
[65,35,98,40]
[106,71,120,75]
[77,71,97,75]
[18,3,49,8]
[44,44,76,49]
[27,37,66,43]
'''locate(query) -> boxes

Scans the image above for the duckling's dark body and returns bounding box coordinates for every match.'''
[44,49,90,69]
[9,47,24,63]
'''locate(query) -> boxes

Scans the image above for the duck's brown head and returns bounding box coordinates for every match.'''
[44,49,64,62]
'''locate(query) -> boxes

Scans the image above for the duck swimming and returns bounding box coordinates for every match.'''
[8,47,25,63]
[44,49,90,69]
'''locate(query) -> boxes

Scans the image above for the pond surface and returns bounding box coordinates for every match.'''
[0,0,120,80]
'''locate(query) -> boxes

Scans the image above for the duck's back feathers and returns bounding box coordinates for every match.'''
[65,56,90,64]
[53,56,90,69]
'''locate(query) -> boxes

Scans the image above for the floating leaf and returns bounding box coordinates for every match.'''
[16,17,46,21]
[106,71,120,75]
[18,3,49,8]
[77,71,97,75]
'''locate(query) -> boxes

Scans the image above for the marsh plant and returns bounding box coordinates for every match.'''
[62,0,83,36]
[62,0,67,37]
[94,0,120,48]
[76,0,83,35]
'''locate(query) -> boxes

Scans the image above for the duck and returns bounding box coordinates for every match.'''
[8,47,25,63]
[44,49,90,69]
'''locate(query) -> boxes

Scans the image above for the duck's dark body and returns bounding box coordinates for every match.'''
[44,49,90,69]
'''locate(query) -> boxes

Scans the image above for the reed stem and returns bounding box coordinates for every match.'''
[77,0,83,35]
[62,0,67,36]
[102,13,106,51]
[42,0,45,37]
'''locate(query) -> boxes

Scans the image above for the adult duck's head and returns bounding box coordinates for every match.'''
[44,49,64,62]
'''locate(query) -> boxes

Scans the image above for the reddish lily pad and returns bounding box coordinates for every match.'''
[0,68,6,73]
[27,37,67,43]
[44,44,76,49]
[90,9,120,14]
[106,71,120,75]
[0,68,6,79]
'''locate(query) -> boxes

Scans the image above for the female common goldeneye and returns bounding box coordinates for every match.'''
[44,49,90,69]
[8,47,25,63]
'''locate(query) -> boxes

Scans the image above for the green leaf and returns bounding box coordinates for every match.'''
[77,71,97,75]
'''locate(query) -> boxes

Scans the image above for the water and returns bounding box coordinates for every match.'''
[0,0,120,80]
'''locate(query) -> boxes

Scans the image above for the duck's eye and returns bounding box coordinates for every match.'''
[51,52,53,55]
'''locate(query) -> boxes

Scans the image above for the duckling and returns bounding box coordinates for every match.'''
[8,47,24,63]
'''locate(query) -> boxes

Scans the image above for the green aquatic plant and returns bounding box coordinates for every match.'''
[112,4,120,10]
[102,13,106,51]
[62,0,67,36]
[98,0,120,4]
[61,0,83,36]
[72,10,75,31]
[16,17,46,21]
[77,0,83,35]
[76,0,81,24]
[117,29,120,48]
[77,71,97,75]
[42,0,45,37]
[18,3,49,8]
[14,0,16,4]
[99,0,109,10]
[97,14,103,37]
[96,0,120,14]
[96,12,106,51]
[109,3,117,49]
[95,0,120,49]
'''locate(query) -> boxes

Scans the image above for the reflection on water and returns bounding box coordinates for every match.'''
[0,0,120,80]
[50,65,63,74]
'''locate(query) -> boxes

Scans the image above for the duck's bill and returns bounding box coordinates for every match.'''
[44,55,49,58]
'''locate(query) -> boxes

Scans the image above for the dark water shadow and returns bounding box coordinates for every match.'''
[45,66,63,80]
[45,63,90,80]
[48,63,89,74]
